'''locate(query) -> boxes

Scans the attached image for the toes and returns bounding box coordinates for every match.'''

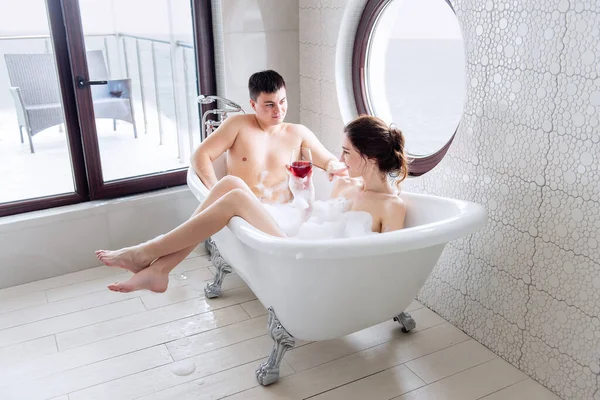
[108,282,122,291]
[108,282,133,293]
[118,285,133,293]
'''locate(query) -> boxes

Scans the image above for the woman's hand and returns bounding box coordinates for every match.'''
[286,165,315,210]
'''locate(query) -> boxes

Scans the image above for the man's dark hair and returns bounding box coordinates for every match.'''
[248,70,286,101]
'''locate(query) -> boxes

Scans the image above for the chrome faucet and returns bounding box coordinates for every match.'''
[197,95,246,140]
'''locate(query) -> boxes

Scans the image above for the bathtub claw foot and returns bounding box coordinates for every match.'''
[204,237,216,256]
[256,307,295,386]
[204,245,232,299]
[394,312,416,333]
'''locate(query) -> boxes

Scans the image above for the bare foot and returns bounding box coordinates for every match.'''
[107,266,169,293]
[95,246,151,273]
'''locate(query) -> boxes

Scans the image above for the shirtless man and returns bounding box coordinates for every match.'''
[191,70,346,204]
[94,71,345,291]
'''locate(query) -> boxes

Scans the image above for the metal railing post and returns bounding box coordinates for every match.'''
[182,49,194,156]
[135,39,148,134]
[122,36,130,78]
[167,0,184,161]
[151,42,163,145]
[0,33,200,158]
[103,37,111,78]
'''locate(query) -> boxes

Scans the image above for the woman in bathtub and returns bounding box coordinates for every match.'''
[96,115,409,293]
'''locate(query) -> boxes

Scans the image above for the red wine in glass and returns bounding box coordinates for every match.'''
[290,148,312,178]
[290,160,312,178]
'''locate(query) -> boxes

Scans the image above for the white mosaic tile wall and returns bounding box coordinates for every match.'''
[299,1,600,399]
[211,0,300,123]
[299,0,348,153]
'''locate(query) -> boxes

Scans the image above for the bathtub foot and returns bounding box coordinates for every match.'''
[256,307,295,386]
[204,237,216,256]
[204,244,232,299]
[394,312,416,333]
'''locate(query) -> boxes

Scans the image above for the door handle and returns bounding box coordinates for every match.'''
[76,76,108,88]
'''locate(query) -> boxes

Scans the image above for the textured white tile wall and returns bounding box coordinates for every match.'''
[299,0,347,153]
[211,0,300,123]
[299,1,600,399]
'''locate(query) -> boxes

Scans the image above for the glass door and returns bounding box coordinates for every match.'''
[0,0,215,217]
[61,0,214,199]
[0,0,88,216]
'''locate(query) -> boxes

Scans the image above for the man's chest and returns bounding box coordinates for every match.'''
[232,134,301,166]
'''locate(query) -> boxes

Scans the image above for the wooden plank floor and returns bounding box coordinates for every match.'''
[0,248,560,400]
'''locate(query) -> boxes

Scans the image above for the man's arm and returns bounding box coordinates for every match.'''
[190,114,241,189]
[297,124,341,173]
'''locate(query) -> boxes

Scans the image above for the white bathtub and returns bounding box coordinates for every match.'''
[186,156,487,385]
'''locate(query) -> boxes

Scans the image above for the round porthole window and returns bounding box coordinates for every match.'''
[352,0,466,175]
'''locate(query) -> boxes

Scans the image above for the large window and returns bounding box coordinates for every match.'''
[0,0,215,217]
[353,0,465,175]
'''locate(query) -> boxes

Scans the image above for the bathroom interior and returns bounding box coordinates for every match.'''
[0,0,598,399]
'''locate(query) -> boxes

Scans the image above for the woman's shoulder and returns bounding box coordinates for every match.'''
[332,176,361,191]
[337,176,362,187]
[386,195,406,211]
[379,194,406,232]
[369,191,405,210]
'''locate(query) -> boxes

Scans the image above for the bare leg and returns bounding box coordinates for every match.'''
[117,176,251,272]
[106,189,284,292]
[96,176,255,272]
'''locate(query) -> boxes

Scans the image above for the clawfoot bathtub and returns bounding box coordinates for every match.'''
[186,159,487,386]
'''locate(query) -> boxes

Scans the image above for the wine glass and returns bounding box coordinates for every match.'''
[290,148,312,178]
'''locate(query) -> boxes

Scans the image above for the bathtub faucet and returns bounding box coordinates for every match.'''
[198,94,246,140]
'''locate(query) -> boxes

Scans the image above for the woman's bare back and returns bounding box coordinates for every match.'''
[330,177,407,233]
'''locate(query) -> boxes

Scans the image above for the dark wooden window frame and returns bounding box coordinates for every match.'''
[0,0,216,218]
[352,0,459,176]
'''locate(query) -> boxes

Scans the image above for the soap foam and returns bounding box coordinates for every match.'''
[262,195,378,240]
[255,171,289,202]
[262,202,306,237]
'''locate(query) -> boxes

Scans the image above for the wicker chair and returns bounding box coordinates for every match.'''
[4,50,137,153]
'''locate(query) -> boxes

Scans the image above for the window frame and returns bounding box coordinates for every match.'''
[0,0,216,217]
[352,0,459,176]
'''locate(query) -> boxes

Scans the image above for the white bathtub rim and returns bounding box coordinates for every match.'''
[187,169,487,259]
[224,205,484,259]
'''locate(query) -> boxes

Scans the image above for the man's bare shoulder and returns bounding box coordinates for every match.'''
[226,113,257,127]
[282,122,312,136]
[219,114,259,141]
